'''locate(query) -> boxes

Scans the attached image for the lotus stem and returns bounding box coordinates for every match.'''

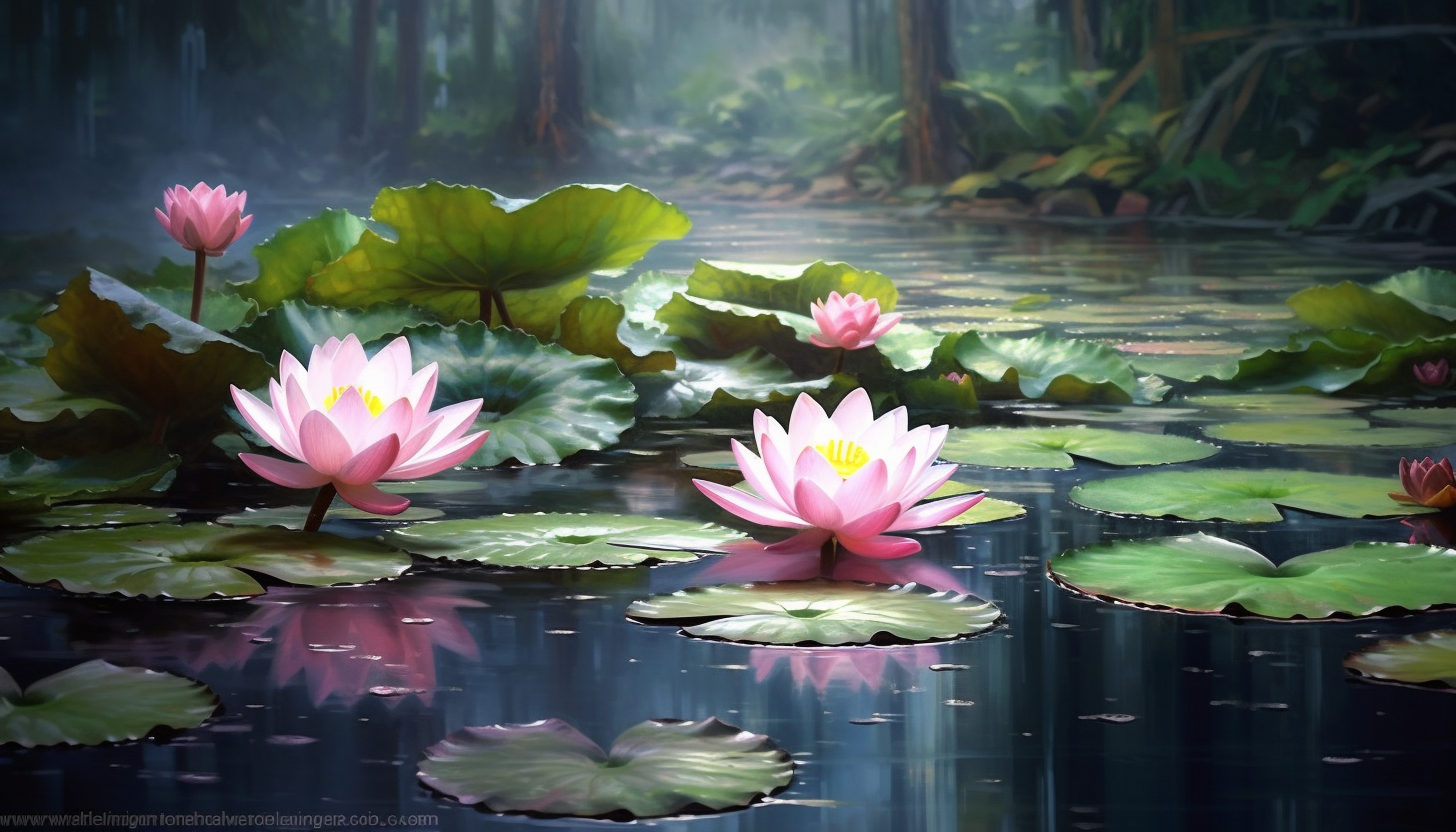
[303,483,338,533]
[831,348,846,376]
[189,249,207,323]
[148,413,170,445]
[819,536,839,577]
[490,287,515,330]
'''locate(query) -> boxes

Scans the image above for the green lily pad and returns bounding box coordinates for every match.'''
[679,451,740,470]
[1203,417,1456,447]
[940,426,1216,469]
[1370,407,1456,427]
[20,504,179,529]
[555,295,676,375]
[930,482,1025,524]
[216,504,445,529]
[418,717,793,818]
[951,332,1155,403]
[0,447,178,515]
[387,513,746,567]
[232,207,369,311]
[632,349,831,419]
[1344,629,1456,690]
[626,580,1002,646]
[0,360,143,456]
[1050,533,1456,619]
[1287,281,1456,341]
[1374,267,1456,320]
[0,523,411,599]
[398,322,635,466]
[1070,468,1434,522]
[230,300,426,367]
[1184,392,1363,416]
[37,270,272,428]
[140,288,258,333]
[0,660,217,747]
[1231,330,1456,395]
[617,270,687,333]
[308,182,690,337]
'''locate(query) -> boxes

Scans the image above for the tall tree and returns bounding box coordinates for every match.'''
[897,0,959,184]
[1152,0,1183,111]
[396,0,426,139]
[524,0,585,159]
[342,0,377,147]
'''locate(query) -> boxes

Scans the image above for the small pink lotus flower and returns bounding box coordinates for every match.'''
[943,372,969,384]
[692,389,983,559]
[809,291,901,351]
[1413,359,1452,387]
[231,334,490,523]
[155,182,253,256]
[1390,457,1456,509]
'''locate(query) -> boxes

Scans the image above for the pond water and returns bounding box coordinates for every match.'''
[2,200,1454,832]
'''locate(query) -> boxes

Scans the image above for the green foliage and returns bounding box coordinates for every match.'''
[0,661,217,748]
[941,425,1217,469]
[233,208,369,311]
[387,513,746,567]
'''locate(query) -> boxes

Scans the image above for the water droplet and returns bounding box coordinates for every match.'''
[1322,756,1362,765]
[400,617,434,625]
[984,569,1026,577]
[369,686,421,697]
[929,663,969,672]
[176,773,220,784]
[849,717,888,725]
[265,735,318,746]
[944,699,976,707]
[1079,713,1137,724]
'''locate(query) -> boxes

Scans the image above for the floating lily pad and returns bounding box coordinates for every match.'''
[138,288,258,333]
[1286,281,1456,341]
[930,482,1025,524]
[232,207,369,310]
[1184,392,1363,416]
[626,580,1001,645]
[951,332,1154,403]
[1050,534,1456,619]
[386,513,746,567]
[418,717,793,818]
[217,504,444,529]
[20,504,179,530]
[308,182,690,337]
[1014,405,1201,424]
[230,300,426,368]
[1231,329,1456,395]
[0,447,178,514]
[940,426,1216,469]
[0,660,218,747]
[632,349,830,419]
[1070,469,1433,522]
[1203,417,1456,447]
[679,451,741,470]
[399,322,636,466]
[555,295,676,375]
[0,523,411,599]
[1344,629,1456,691]
[1370,408,1455,427]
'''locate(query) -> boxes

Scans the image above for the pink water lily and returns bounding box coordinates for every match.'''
[692,389,983,559]
[809,291,901,351]
[1390,457,1456,509]
[155,181,253,256]
[231,334,489,526]
[1413,359,1452,387]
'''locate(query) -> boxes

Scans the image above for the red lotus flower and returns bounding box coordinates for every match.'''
[1390,457,1456,509]
[1413,359,1452,387]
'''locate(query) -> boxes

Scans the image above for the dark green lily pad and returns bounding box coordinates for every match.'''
[1070,469,1433,522]
[0,660,217,747]
[386,513,745,567]
[626,580,1002,646]
[232,207,369,310]
[0,359,143,456]
[1050,533,1456,619]
[399,322,636,466]
[37,270,272,426]
[632,349,831,419]
[940,426,1217,469]
[0,523,411,599]
[231,300,426,367]
[308,182,690,337]
[417,717,793,818]
[951,332,1156,403]
[1203,417,1456,447]
[1344,629,1456,690]
[216,504,445,529]
[20,504,179,530]
[1370,407,1456,427]
[1184,392,1363,416]
[0,447,178,515]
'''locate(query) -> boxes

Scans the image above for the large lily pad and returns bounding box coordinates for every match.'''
[626,580,1002,646]
[37,270,272,426]
[307,182,690,336]
[0,360,143,456]
[1370,407,1456,427]
[387,513,747,567]
[216,504,444,529]
[0,447,178,515]
[0,660,217,747]
[1050,533,1456,619]
[1184,392,1363,416]
[398,322,636,466]
[141,288,258,333]
[1203,417,1456,447]
[930,482,1026,524]
[1374,267,1456,320]
[1344,629,1456,690]
[940,425,1216,469]
[951,332,1155,403]
[418,717,793,818]
[0,523,411,599]
[1231,329,1456,395]
[232,207,369,310]
[1070,469,1434,522]
[231,300,426,367]
[555,295,676,375]
[631,349,831,419]
[1286,281,1455,340]
[19,503,179,530]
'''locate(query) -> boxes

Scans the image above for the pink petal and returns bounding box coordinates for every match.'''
[383,429,489,479]
[298,411,354,475]
[889,493,984,531]
[830,388,874,436]
[326,387,378,449]
[836,533,921,559]
[787,394,830,453]
[834,459,890,523]
[838,502,903,538]
[791,477,845,530]
[694,479,808,528]
[334,482,411,515]
[239,453,330,490]
[360,336,413,399]
[231,385,291,455]
[763,528,833,555]
[338,434,402,485]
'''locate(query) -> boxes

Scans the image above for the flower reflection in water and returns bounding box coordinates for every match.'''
[749,645,942,694]
[694,540,968,593]
[1403,514,1456,547]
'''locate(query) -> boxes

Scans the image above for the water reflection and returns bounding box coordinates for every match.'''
[693,541,968,593]
[749,645,942,694]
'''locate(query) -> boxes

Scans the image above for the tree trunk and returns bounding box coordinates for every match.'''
[897,0,959,184]
[342,0,376,146]
[1070,0,1096,72]
[471,0,496,84]
[1152,0,1183,111]
[527,0,585,159]
[395,0,425,139]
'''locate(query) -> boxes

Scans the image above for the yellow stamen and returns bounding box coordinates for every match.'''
[816,439,870,478]
[323,385,385,417]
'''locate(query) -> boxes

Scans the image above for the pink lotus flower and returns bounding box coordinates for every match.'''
[231,334,490,517]
[154,182,253,256]
[1413,359,1452,387]
[1390,457,1456,509]
[692,389,983,559]
[809,291,901,351]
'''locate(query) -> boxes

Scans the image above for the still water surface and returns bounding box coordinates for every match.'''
[2,201,1453,831]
